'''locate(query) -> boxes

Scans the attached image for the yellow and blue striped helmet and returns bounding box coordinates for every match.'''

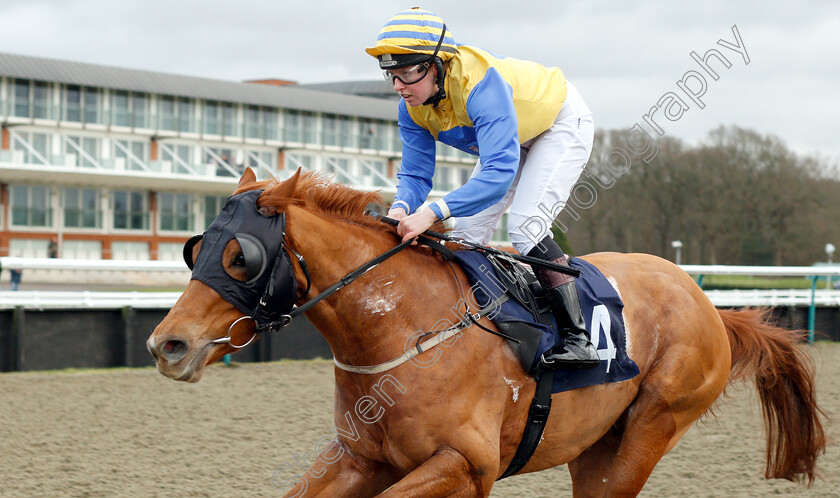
[365,7,457,69]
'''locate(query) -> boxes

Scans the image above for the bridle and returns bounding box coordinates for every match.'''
[184,190,415,349]
[185,191,522,361]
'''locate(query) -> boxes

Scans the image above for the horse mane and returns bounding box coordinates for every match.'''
[233,169,448,238]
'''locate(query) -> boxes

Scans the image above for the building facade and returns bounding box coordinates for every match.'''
[0,52,512,261]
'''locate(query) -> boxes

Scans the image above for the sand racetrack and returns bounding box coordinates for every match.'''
[1,342,838,497]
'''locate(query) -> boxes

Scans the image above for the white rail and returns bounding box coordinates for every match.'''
[0,257,188,272]
[3,289,840,311]
[0,290,182,309]
[679,265,840,277]
[705,289,840,307]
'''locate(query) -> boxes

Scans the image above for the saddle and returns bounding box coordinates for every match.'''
[454,251,560,374]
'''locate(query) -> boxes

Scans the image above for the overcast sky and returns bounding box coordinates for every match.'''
[1,0,837,164]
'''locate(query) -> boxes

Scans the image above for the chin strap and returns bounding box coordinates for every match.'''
[422,57,447,107]
[421,23,448,108]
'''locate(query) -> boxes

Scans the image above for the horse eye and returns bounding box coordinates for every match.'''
[233,253,247,268]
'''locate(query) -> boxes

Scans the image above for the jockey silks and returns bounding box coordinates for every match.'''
[394,45,568,220]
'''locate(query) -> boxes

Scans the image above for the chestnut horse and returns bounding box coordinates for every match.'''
[148,169,825,497]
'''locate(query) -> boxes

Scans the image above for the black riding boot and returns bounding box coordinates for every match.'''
[528,237,600,370]
[541,273,601,369]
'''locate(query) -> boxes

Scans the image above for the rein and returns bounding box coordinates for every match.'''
[261,237,415,331]
[211,236,415,348]
[202,202,522,368]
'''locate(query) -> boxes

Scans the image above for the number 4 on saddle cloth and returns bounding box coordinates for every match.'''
[453,251,639,393]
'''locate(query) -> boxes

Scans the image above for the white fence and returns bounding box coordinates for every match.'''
[2,258,840,336]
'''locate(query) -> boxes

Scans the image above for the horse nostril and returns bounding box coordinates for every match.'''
[159,339,188,362]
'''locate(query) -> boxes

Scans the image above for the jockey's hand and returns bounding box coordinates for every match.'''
[387,206,408,221]
[397,207,439,243]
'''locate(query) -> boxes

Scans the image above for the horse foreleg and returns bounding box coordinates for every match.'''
[276,441,399,498]
[377,448,491,498]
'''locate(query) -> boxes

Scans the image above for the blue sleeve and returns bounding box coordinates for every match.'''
[440,68,520,218]
[394,99,436,214]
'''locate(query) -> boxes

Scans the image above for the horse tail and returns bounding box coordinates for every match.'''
[718,308,826,485]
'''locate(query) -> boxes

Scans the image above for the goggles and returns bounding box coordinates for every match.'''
[383,62,430,85]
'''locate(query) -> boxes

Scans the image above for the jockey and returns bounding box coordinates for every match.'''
[366,8,600,370]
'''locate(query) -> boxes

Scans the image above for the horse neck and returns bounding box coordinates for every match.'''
[285,206,464,367]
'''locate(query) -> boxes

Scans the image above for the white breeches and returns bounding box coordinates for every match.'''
[451,81,595,255]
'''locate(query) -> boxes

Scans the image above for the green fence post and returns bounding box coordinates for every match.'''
[808,276,817,342]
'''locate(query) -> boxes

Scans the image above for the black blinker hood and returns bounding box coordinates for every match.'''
[186,190,298,323]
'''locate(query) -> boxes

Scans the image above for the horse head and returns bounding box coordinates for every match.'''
[147,168,310,382]
[147,167,396,382]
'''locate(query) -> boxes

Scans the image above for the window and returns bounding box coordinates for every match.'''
[158,96,194,132]
[360,159,388,187]
[160,144,193,174]
[9,239,50,258]
[113,139,149,171]
[64,136,100,168]
[177,98,194,133]
[158,242,185,261]
[285,153,313,171]
[433,165,453,191]
[204,101,220,135]
[322,114,340,146]
[83,87,101,124]
[284,110,301,142]
[113,190,149,230]
[112,241,150,260]
[61,85,103,123]
[263,108,277,141]
[111,90,131,127]
[203,195,227,228]
[62,240,102,259]
[245,105,261,139]
[159,96,177,131]
[13,80,53,119]
[33,82,51,119]
[14,79,30,117]
[246,150,276,174]
[63,85,82,122]
[158,193,193,232]
[221,103,237,137]
[132,93,150,128]
[63,187,101,228]
[323,115,353,147]
[243,106,278,140]
[12,131,50,165]
[390,122,401,152]
[359,120,384,150]
[205,147,238,177]
[302,112,317,144]
[324,157,352,184]
[11,185,52,227]
[284,110,316,144]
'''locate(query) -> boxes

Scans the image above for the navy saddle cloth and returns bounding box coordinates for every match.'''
[453,251,639,394]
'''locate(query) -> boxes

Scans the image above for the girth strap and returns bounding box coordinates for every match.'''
[498,369,555,479]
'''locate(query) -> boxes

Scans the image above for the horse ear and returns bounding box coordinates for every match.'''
[238,167,257,190]
[274,168,302,199]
